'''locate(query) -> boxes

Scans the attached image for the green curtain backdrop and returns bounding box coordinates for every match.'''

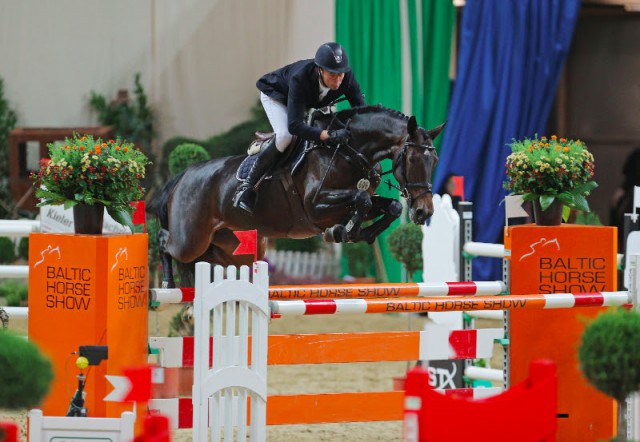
[336,0,403,282]
[335,0,454,282]
[408,0,455,153]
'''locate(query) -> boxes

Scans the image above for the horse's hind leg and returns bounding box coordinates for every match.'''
[158,228,176,288]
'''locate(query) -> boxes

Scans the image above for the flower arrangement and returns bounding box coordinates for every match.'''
[503,135,598,212]
[31,134,150,229]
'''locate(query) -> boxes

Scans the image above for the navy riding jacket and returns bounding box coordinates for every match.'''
[256,59,365,141]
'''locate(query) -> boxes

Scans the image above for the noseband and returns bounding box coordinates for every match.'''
[390,139,435,206]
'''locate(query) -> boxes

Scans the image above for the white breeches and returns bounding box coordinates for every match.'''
[260,92,293,152]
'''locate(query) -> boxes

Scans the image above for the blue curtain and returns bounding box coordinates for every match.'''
[434,0,580,280]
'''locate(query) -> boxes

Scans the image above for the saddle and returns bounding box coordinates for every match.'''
[236,132,309,181]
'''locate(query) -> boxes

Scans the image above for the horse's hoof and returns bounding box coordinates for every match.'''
[323,228,336,243]
[161,280,176,289]
[323,225,346,243]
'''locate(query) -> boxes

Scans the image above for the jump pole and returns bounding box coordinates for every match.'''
[149,280,505,304]
[269,291,631,316]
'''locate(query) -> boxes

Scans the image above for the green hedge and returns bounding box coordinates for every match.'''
[0,330,54,408]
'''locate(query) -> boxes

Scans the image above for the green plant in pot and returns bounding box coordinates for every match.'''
[503,135,598,225]
[578,308,640,442]
[387,223,423,281]
[31,134,150,233]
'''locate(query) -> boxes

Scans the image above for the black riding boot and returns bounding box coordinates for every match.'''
[233,138,281,214]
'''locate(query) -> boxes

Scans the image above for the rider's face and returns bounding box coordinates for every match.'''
[320,69,345,91]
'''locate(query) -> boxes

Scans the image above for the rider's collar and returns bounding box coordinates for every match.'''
[318,77,330,101]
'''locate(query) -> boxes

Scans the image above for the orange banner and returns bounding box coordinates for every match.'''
[29,233,148,420]
[507,224,616,441]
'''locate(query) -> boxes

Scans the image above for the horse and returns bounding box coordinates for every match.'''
[148,105,444,288]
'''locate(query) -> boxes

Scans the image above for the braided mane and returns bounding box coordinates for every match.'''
[335,105,409,122]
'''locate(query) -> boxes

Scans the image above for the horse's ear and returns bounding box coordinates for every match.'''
[408,116,418,135]
[427,121,447,140]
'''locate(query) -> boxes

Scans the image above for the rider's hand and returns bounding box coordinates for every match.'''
[327,128,350,145]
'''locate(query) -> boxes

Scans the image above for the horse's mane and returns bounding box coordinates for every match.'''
[335,105,409,122]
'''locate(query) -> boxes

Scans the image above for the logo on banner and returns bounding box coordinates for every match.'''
[519,237,560,261]
[111,248,129,272]
[33,245,61,268]
[427,361,459,389]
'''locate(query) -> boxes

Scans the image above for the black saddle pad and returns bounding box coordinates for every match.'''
[236,155,257,181]
[235,139,310,182]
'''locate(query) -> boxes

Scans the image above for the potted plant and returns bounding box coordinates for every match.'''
[578,308,640,442]
[503,135,598,225]
[30,134,150,233]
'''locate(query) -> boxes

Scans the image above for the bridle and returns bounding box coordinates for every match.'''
[316,107,436,206]
[387,138,436,206]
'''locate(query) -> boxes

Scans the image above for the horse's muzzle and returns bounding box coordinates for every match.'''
[410,206,434,225]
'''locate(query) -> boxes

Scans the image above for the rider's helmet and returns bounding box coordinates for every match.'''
[314,42,351,74]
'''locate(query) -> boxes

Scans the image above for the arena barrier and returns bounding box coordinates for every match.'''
[0,220,37,281]
[146,257,639,439]
[0,219,40,238]
[147,262,507,435]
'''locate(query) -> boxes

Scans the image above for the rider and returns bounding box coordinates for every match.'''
[233,42,366,214]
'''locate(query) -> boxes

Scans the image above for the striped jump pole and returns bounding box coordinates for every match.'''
[269,291,632,316]
[149,280,506,304]
[268,280,505,299]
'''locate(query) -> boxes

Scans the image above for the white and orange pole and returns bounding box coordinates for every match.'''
[150,280,505,304]
[269,291,631,316]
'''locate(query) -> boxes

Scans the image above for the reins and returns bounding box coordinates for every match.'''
[313,104,435,205]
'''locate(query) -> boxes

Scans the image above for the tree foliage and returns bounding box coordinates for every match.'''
[0,77,18,218]
[386,223,423,275]
[168,143,210,176]
[0,330,54,409]
[579,308,640,402]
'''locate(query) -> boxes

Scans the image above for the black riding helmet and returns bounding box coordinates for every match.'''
[314,42,351,74]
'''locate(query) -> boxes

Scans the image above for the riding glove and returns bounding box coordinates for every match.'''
[327,129,350,146]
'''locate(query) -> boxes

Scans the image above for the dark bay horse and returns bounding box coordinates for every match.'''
[149,105,443,287]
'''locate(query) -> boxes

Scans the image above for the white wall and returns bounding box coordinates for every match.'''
[0,0,333,150]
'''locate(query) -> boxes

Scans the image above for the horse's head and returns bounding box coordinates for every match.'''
[392,116,444,224]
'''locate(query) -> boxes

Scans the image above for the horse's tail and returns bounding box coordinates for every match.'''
[147,171,186,228]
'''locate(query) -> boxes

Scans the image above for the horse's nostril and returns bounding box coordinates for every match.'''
[412,209,427,224]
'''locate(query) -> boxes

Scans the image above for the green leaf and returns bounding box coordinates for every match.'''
[562,205,571,222]
[108,207,134,232]
[34,189,65,203]
[539,194,556,211]
[573,194,591,212]
[557,192,575,207]
[574,181,598,194]
[63,200,78,210]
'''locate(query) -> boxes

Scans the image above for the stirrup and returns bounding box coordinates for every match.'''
[233,187,257,214]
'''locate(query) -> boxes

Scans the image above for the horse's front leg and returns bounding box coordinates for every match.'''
[308,189,372,243]
[356,195,403,244]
